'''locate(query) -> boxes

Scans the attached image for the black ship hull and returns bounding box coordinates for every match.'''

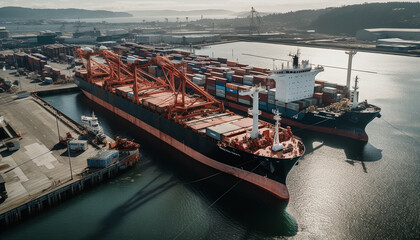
[220,99,381,141]
[74,78,300,200]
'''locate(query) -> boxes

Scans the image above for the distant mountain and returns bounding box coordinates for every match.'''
[254,2,420,35]
[129,9,236,17]
[310,2,420,35]
[0,7,132,20]
[236,11,271,18]
[261,9,330,29]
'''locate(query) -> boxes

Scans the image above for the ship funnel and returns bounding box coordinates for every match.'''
[272,110,284,151]
[292,54,299,68]
[239,84,265,139]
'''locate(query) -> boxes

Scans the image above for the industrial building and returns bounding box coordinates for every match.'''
[134,33,221,45]
[135,34,162,44]
[356,28,420,50]
[376,38,420,50]
[0,27,10,39]
[356,28,420,41]
[37,31,58,45]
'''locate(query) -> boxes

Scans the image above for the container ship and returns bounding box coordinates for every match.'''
[74,47,305,201]
[112,44,381,141]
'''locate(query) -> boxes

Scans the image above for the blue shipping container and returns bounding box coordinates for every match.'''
[259,103,267,111]
[215,81,226,87]
[267,103,276,112]
[216,85,226,90]
[87,150,119,168]
[259,101,267,111]
[226,88,238,94]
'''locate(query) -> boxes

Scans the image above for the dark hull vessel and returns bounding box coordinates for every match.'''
[74,76,302,200]
[221,100,381,141]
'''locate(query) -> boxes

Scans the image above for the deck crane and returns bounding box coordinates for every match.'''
[75,48,224,122]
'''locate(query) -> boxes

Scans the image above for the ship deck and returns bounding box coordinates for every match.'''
[93,80,303,159]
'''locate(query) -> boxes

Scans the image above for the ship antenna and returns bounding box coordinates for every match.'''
[239,84,264,139]
[272,109,284,151]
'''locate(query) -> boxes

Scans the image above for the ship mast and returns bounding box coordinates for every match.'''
[239,85,265,139]
[345,50,357,96]
[352,76,359,109]
[272,110,284,151]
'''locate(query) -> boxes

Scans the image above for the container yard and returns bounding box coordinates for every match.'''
[0,87,140,227]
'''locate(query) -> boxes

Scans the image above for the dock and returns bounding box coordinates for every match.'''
[0,87,138,228]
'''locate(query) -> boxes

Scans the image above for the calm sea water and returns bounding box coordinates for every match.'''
[3,42,419,239]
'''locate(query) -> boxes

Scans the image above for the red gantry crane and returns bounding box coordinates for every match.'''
[75,48,224,122]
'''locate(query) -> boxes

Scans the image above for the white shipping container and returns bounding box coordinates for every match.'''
[68,140,88,151]
[194,74,206,80]
[243,75,254,81]
[243,80,253,86]
[238,98,251,105]
[275,100,286,107]
[192,76,205,86]
[323,87,337,94]
[226,71,235,78]
[286,102,299,111]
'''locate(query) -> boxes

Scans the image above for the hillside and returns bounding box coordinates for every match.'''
[129,9,235,17]
[310,2,420,35]
[0,7,132,19]
[253,2,420,35]
[262,9,330,30]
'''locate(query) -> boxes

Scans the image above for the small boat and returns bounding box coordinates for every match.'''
[81,112,103,135]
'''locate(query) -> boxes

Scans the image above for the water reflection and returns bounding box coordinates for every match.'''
[299,130,383,163]
[43,91,299,238]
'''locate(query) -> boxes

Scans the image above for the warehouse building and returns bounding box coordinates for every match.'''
[356,28,420,41]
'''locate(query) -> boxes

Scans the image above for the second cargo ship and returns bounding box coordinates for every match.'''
[74,47,305,201]
[112,44,381,141]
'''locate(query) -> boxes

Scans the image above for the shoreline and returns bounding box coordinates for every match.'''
[193,38,420,58]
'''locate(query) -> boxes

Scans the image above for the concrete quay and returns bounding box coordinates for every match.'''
[0,87,137,228]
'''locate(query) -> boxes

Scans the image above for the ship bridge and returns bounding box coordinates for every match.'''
[269,62,324,103]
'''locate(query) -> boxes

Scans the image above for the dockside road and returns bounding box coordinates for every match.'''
[0,93,107,223]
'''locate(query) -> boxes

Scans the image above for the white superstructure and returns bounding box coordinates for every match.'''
[81,112,103,135]
[272,110,284,152]
[239,85,265,139]
[269,53,324,103]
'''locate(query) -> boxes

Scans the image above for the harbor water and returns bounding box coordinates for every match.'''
[2,42,419,239]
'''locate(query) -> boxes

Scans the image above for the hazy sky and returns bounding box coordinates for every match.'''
[1,0,418,12]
